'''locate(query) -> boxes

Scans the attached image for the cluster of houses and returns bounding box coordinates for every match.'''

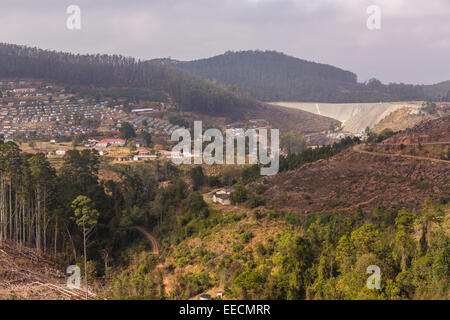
[131,115,186,136]
[52,136,160,161]
[0,81,127,141]
[1,123,95,141]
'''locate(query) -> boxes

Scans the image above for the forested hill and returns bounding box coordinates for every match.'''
[162,50,450,102]
[0,43,261,118]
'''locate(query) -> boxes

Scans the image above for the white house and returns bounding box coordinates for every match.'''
[133,155,157,161]
[212,189,233,206]
[96,138,126,148]
[55,148,69,155]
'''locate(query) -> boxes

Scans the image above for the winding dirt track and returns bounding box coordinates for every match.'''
[353,144,450,165]
[135,226,160,255]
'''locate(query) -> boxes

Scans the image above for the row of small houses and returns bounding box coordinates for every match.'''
[0,102,119,125]
[1,124,93,140]
[116,150,184,162]
[131,116,186,136]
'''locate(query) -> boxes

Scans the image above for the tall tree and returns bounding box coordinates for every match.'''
[71,195,99,299]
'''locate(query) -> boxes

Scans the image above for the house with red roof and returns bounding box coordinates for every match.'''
[55,148,70,155]
[138,148,150,155]
[96,138,126,148]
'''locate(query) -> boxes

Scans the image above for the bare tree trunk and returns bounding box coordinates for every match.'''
[36,187,41,252]
[9,179,12,240]
[83,222,88,300]
[43,188,47,253]
[54,218,58,258]
[0,177,3,243]
[14,189,18,243]
[66,225,77,261]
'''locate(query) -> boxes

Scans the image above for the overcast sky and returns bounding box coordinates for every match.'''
[1,0,449,84]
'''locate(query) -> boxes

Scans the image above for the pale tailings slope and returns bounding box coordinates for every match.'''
[270,101,423,133]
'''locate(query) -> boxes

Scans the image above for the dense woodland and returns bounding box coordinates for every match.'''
[0,141,160,271]
[171,50,450,102]
[0,43,260,119]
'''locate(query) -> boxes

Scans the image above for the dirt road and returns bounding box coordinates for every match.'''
[135,226,160,255]
[353,144,450,164]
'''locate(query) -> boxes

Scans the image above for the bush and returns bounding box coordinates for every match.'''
[207,176,221,188]
[255,184,268,195]
[247,196,265,209]
[240,232,254,244]
[268,210,282,220]
[230,185,248,204]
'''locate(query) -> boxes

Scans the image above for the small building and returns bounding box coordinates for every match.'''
[96,138,126,148]
[55,148,69,155]
[212,190,231,206]
[133,155,157,161]
[135,138,146,148]
[13,88,36,94]
[138,148,150,155]
[131,108,154,113]
[160,150,190,159]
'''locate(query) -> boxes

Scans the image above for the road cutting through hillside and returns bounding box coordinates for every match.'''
[353,144,450,164]
[135,226,160,255]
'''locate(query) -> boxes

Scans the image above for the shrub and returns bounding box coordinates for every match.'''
[230,185,248,204]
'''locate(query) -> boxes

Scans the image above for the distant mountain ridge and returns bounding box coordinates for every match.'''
[158,50,450,103]
[0,43,259,118]
[0,43,339,133]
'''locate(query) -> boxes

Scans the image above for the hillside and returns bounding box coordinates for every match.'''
[0,241,97,300]
[127,117,449,300]
[0,43,256,118]
[257,146,449,214]
[382,116,450,145]
[0,43,338,133]
[163,51,450,103]
[0,116,447,300]
[256,117,449,213]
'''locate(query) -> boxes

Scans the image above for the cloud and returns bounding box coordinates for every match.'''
[0,0,448,84]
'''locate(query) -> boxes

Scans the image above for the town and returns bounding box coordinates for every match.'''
[0,79,282,165]
[0,79,193,161]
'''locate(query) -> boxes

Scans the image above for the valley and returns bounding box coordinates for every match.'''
[0,44,448,302]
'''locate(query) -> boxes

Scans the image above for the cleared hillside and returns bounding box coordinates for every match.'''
[256,147,449,214]
[383,116,450,145]
[251,117,449,213]
[0,242,98,300]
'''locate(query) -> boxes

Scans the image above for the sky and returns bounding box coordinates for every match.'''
[0,0,449,84]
